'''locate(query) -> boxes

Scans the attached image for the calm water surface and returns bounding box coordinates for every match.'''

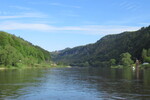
[0,67,150,100]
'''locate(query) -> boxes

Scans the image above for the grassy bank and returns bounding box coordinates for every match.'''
[140,64,150,69]
[111,65,124,68]
[0,63,70,70]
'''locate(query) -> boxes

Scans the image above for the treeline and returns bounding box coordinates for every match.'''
[109,52,133,66]
[142,48,150,63]
[0,31,51,67]
[52,25,150,67]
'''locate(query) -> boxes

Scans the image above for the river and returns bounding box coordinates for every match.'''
[0,67,150,100]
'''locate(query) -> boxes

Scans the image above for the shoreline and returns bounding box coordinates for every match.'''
[0,65,71,71]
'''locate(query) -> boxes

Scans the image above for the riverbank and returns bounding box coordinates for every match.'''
[0,63,70,70]
[111,64,150,69]
[140,64,150,69]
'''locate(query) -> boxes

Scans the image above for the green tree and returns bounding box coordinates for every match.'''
[144,57,150,63]
[82,61,90,67]
[142,49,147,62]
[0,45,23,67]
[0,49,7,65]
[148,49,150,57]
[120,52,134,66]
[109,59,116,66]
[142,48,150,63]
[0,31,51,67]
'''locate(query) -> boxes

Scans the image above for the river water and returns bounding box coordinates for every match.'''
[0,67,150,100]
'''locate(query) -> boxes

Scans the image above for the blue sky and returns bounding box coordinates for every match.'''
[0,0,150,51]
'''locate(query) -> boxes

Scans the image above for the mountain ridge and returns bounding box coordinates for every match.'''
[52,25,150,67]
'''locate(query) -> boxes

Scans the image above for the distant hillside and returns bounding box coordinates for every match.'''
[0,31,51,67]
[52,26,150,67]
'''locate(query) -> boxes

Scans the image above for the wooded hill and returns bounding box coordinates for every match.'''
[52,26,150,67]
[0,31,51,67]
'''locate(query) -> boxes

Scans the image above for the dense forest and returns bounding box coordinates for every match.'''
[0,31,51,68]
[52,25,150,67]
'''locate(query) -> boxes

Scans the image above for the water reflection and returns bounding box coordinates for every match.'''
[83,67,150,100]
[0,67,150,100]
[0,68,47,99]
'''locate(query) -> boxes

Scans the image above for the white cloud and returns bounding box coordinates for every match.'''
[29,2,81,8]
[0,22,55,31]
[0,12,47,19]
[49,3,81,8]
[0,22,141,35]
[9,6,31,10]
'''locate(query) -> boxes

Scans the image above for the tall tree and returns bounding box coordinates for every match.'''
[109,59,116,66]
[142,49,147,62]
[120,52,134,66]
[142,48,150,63]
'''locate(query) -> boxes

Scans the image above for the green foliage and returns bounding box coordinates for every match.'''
[111,65,123,68]
[142,49,147,61]
[0,31,51,67]
[144,57,150,63]
[120,52,134,66]
[148,49,150,56]
[142,48,150,63]
[0,45,23,66]
[141,64,150,68]
[52,25,150,67]
[109,59,116,66]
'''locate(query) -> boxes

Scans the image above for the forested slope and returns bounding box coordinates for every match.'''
[52,26,150,67]
[0,31,51,67]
